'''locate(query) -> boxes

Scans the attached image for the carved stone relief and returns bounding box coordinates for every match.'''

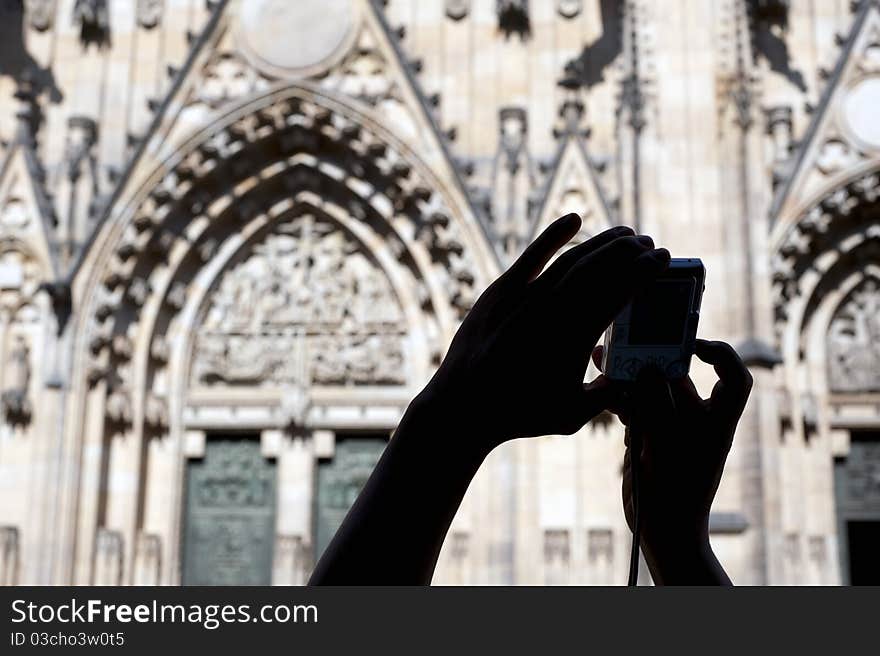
[64,116,99,187]
[136,0,162,30]
[0,248,40,307]
[450,531,469,560]
[273,535,312,585]
[1,336,32,427]
[0,197,31,232]
[772,169,880,326]
[557,0,582,19]
[24,0,56,31]
[0,526,19,585]
[93,528,123,585]
[587,528,613,562]
[828,279,880,392]
[543,529,570,565]
[543,528,570,585]
[133,533,161,585]
[192,215,407,388]
[237,0,356,79]
[446,0,469,21]
[73,0,110,48]
[497,0,530,40]
[198,53,253,108]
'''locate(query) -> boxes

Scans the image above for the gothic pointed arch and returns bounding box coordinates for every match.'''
[529,99,616,244]
[64,79,498,584]
[770,0,880,241]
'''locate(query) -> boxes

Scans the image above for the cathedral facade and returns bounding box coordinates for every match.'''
[0,0,878,586]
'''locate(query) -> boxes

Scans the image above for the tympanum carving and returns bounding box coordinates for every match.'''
[192,215,407,387]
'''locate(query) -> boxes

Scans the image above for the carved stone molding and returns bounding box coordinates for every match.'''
[237,0,357,80]
[25,0,56,31]
[85,88,485,425]
[105,387,133,429]
[449,531,469,560]
[1,336,32,428]
[192,215,407,389]
[828,279,880,392]
[0,526,19,585]
[543,528,570,565]
[497,0,530,40]
[543,528,570,584]
[198,53,252,109]
[807,535,827,564]
[587,528,613,561]
[73,0,110,49]
[93,528,123,585]
[136,0,162,29]
[557,0,582,19]
[133,533,161,585]
[765,105,793,185]
[772,168,880,326]
[273,535,312,585]
[445,0,469,21]
[144,394,169,432]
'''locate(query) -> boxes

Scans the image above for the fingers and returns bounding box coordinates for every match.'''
[506,213,581,284]
[557,235,670,331]
[631,367,676,455]
[668,375,703,413]
[694,339,753,422]
[533,224,635,288]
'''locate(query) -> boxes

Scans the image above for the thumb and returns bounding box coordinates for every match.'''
[557,376,624,434]
[506,213,581,284]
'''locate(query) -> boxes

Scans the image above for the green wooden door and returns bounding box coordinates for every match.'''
[182,437,276,585]
[833,431,880,585]
[314,437,387,561]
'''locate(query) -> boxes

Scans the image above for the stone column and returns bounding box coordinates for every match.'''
[271,431,316,585]
[0,526,20,585]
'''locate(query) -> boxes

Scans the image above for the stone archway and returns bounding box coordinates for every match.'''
[66,82,498,585]
[771,167,880,584]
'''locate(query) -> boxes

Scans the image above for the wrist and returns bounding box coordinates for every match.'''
[399,387,495,463]
[641,529,724,585]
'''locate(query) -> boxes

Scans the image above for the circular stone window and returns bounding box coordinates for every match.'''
[237,0,359,79]
[842,77,880,151]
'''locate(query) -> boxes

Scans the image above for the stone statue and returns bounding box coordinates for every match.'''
[1,337,32,427]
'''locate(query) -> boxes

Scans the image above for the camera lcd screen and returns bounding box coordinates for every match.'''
[628,278,694,345]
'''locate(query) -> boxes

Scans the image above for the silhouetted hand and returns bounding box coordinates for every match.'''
[599,340,752,585]
[418,213,670,452]
[310,213,669,584]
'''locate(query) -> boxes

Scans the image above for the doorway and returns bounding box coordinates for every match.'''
[833,431,880,585]
[181,435,277,585]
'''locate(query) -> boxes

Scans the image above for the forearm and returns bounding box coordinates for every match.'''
[642,535,732,586]
[308,394,489,585]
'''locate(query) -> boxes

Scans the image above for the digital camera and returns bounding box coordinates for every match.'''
[601,258,705,381]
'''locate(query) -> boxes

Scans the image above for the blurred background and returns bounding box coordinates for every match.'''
[0,0,878,586]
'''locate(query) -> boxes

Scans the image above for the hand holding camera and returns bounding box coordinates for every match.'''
[594,339,753,584]
[417,213,670,453]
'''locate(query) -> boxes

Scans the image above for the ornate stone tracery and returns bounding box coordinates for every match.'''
[192,214,407,387]
[772,168,880,328]
[83,85,481,387]
[24,0,56,32]
[136,0,162,30]
[828,278,880,393]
